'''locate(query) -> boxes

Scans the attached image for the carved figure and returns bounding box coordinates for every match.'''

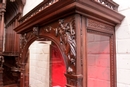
[58,19,76,57]
[58,19,76,74]
[33,26,39,36]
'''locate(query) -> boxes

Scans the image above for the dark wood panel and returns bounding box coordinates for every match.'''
[4,20,20,56]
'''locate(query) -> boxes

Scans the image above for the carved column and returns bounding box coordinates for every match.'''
[20,63,26,87]
[0,2,6,53]
[0,56,4,87]
[0,2,6,86]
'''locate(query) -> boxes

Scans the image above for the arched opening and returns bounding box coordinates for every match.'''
[25,40,66,87]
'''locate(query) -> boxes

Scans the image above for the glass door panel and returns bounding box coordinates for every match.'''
[29,41,50,87]
[87,33,110,87]
[51,44,66,87]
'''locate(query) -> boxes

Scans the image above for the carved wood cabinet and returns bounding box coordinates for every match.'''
[1,0,125,87]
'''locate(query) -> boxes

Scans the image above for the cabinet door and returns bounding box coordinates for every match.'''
[87,33,111,87]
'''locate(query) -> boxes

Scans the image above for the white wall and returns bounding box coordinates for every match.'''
[114,0,130,87]
[23,0,43,15]
[29,41,51,87]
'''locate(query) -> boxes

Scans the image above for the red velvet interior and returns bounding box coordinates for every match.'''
[51,47,66,87]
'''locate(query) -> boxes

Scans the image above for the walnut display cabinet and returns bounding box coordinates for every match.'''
[14,0,124,87]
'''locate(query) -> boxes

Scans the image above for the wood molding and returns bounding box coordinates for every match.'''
[14,0,124,34]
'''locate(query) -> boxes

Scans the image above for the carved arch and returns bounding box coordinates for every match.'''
[19,34,68,87]
[18,16,79,87]
[20,35,68,67]
[19,17,77,73]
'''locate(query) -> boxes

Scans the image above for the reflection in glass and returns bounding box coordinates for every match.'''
[87,33,110,87]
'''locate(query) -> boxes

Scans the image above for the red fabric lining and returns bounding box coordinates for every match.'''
[51,48,66,87]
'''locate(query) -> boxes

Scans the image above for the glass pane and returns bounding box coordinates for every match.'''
[51,44,66,87]
[28,41,66,87]
[87,33,110,87]
[29,41,51,87]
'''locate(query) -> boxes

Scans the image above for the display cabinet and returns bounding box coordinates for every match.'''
[13,0,124,87]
